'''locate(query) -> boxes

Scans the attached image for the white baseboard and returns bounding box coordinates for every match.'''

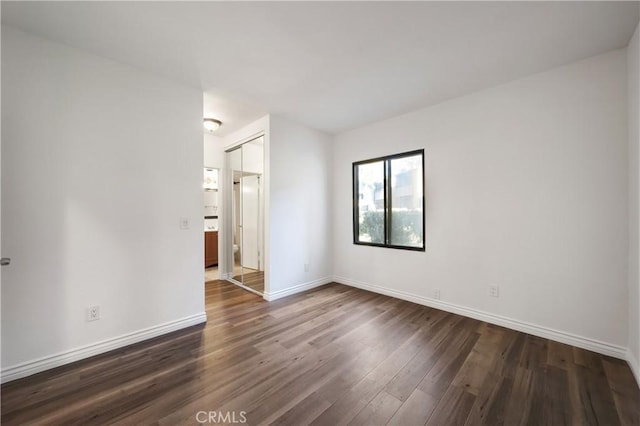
[333,276,627,360]
[264,277,332,301]
[627,349,640,388]
[1,312,207,384]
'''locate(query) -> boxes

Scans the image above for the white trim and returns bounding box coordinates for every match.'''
[627,349,640,388]
[224,130,265,152]
[1,312,207,384]
[263,277,332,301]
[334,276,627,360]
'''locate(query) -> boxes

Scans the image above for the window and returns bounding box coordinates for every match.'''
[353,149,425,251]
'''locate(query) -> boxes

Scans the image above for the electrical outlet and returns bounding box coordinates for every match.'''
[179,217,190,230]
[434,288,441,300]
[489,285,499,298]
[304,263,310,273]
[86,306,100,322]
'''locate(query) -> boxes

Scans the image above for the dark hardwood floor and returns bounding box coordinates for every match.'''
[2,281,639,425]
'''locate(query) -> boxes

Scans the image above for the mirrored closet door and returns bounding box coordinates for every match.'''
[226,136,264,294]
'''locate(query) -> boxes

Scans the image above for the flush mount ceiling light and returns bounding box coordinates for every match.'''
[203,118,222,133]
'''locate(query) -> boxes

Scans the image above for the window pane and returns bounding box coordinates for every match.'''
[390,154,423,247]
[356,161,385,244]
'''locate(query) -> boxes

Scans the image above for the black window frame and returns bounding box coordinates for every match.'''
[352,149,425,251]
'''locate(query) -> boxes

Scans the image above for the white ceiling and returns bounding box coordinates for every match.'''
[203,90,266,137]
[2,2,639,135]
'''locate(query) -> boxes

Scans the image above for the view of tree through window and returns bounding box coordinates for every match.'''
[353,150,424,250]
[355,161,385,244]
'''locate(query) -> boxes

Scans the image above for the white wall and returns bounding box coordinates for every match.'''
[0,13,4,373]
[333,49,629,355]
[268,115,333,299]
[1,27,205,381]
[204,133,225,169]
[628,21,640,380]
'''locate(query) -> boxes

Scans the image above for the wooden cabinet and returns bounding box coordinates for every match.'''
[204,231,218,267]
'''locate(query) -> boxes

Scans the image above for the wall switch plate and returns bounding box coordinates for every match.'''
[86,306,100,322]
[434,288,441,300]
[304,263,310,273]
[489,285,499,298]
[179,217,190,230]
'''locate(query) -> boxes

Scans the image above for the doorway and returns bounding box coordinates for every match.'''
[204,167,220,282]
[226,136,265,295]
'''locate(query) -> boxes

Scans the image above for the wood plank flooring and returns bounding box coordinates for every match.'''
[232,271,265,294]
[2,281,638,425]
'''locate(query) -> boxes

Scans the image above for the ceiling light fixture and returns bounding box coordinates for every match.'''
[203,118,222,132]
